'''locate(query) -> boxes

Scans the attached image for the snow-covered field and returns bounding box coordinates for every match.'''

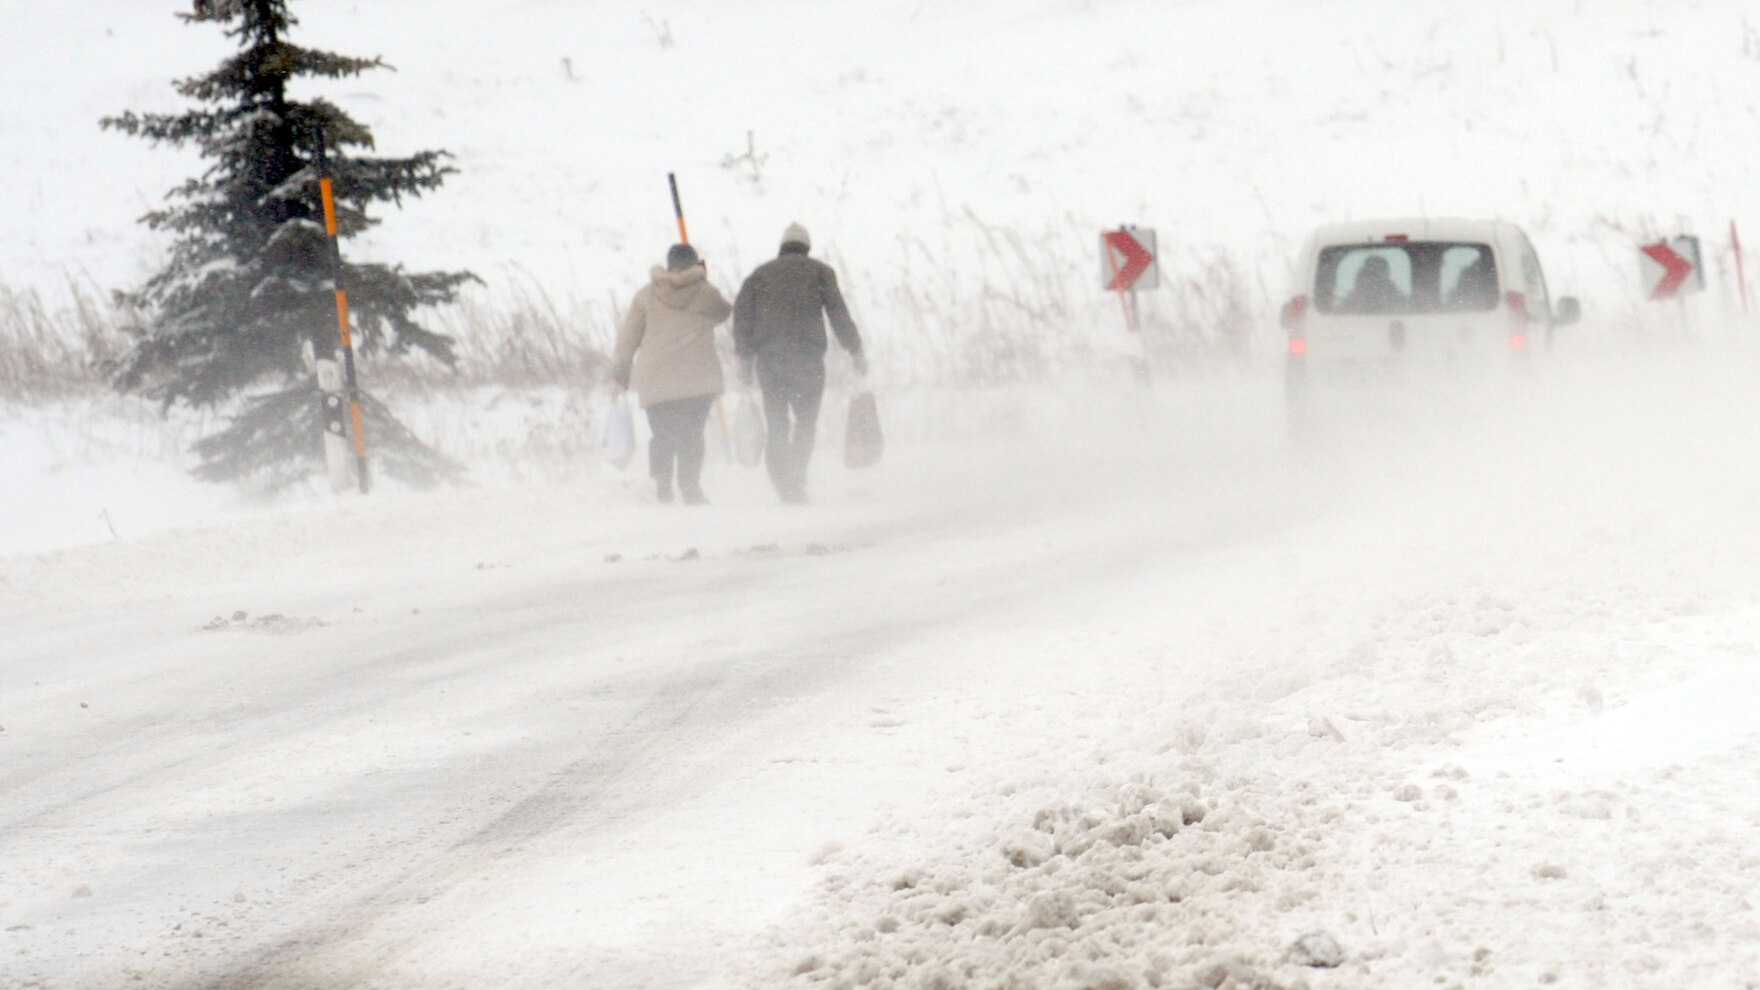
[6,2,1760,989]
[10,1,1760,342]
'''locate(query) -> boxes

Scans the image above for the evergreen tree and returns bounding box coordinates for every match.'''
[104,0,472,484]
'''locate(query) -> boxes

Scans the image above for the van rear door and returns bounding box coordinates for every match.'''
[1303,239,1510,378]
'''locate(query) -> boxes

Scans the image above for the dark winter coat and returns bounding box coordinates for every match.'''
[732,246,863,365]
[613,265,734,407]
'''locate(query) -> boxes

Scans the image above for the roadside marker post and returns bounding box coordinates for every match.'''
[317,132,370,494]
[1101,226,1158,385]
[668,172,690,245]
[1733,220,1749,318]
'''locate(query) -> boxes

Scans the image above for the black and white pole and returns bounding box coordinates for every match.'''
[316,132,370,494]
[668,172,689,245]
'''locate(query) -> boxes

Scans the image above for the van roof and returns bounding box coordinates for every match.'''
[1304,217,1519,246]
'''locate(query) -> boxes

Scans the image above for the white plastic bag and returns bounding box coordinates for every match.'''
[602,392,636,470]
[733,391,766,468]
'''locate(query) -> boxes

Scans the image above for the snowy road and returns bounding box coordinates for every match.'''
[7,359,1760,989]
[0,385,1291,989]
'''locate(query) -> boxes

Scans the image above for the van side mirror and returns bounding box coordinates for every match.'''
[1553,296,1581,326]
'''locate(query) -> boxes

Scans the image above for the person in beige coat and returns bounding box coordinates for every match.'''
[612,244,734,504]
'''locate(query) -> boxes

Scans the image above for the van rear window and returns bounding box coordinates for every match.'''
[1315,242,1498,315]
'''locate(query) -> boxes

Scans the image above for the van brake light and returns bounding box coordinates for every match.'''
[1505,291,1528,320]
[1506,291,1530,350]
[1280,295,1308,331]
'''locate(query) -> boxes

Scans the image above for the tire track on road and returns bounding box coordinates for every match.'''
[166,505,1232,990]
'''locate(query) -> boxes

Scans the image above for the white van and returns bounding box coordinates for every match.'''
[1280,218,1578,395]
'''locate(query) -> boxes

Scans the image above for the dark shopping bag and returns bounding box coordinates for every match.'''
[733,391,766,468]
[844,390,883,469]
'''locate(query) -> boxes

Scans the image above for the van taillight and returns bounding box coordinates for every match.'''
[1280,295,1308,331]
[1282,295,1308,356]
[1505,291,1528,321]
[1506,291,1529,350]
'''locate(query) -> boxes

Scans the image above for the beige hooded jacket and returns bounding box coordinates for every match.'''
[613,265,734,407]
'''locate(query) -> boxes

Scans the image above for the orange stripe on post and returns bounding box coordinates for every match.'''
[320,178,338,236]
[334,289,353,347]
[349,403,366,458]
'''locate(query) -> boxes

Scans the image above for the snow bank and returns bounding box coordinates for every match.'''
[741,346,1760,989]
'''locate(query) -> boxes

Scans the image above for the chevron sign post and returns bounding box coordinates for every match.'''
[1101,226,1158,343]
[1639,236,1705,301]
[1101,227,1158,291]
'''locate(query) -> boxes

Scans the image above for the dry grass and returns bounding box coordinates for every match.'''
[365,275,617,392]
[1136,249,1257,374]
[846,212,1259,388]
[3,230,1265,405]
[0,277,131,401]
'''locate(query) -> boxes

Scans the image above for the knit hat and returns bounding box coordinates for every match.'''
[780,223,811,250]
[666,243,699,270]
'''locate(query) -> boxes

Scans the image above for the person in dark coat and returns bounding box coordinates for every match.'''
[733,223,867,504]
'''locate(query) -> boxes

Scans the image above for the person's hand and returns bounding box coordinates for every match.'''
[738,358,755,387]
[852,352,869,377]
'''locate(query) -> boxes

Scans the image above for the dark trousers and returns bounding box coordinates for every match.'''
[757,356,825,501]
[645,395,715,496]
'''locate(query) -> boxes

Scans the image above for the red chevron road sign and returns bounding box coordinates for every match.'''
[1102,227,1158,291]
[1639,237,1704,300]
